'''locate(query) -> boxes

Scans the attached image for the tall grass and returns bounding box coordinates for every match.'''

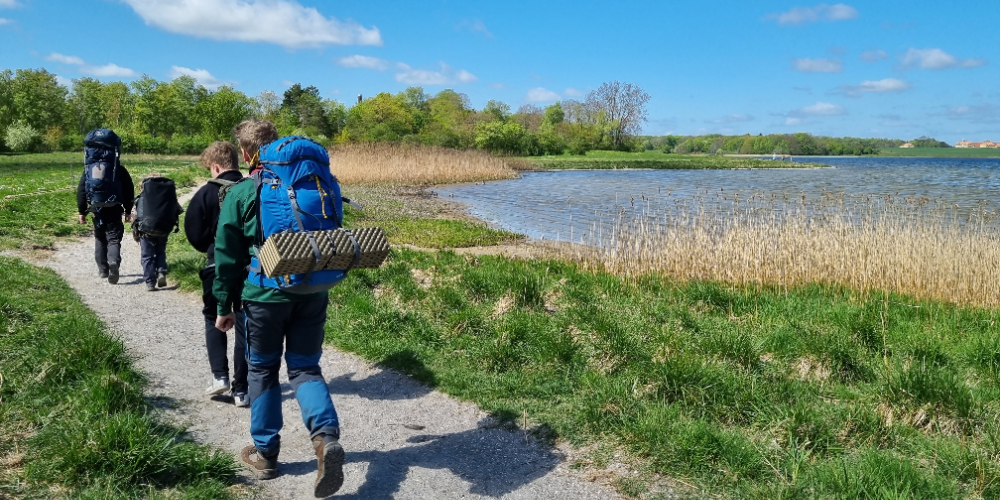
[569,191,1000,308]
[328,143,529,185]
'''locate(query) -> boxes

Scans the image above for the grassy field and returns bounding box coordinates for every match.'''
[323,248,1000,499]
[0,153,203,250]
[532,151,830,170]
[0,257,239,498]
[879,147,1000,158]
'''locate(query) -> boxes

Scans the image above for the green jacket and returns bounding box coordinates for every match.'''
[212,178,326,316]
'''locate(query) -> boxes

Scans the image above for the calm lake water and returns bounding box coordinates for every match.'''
[434,157,1000,241]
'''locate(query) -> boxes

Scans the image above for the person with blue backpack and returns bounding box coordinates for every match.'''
[213,120,345,497]
[77,128,135,284]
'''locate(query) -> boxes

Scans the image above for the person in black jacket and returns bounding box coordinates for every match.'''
[77,162,135,284]
[185,141,249,407]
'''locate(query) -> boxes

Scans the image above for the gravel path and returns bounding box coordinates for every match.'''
[36,223,620,499]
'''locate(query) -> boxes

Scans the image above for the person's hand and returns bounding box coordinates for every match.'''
[216,313,236,332]
[78,214,86,224]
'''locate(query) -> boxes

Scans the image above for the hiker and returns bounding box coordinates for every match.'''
[185,141,248,406]
[214,120,345,497]
[77,128,134,284]
[131,176,183,291]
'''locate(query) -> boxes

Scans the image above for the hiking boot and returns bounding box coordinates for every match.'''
[98,268,109,279]
[107,264,119,284]
[240,445,278,480]
[205,376,230,396]
[232,390,249,408]
[146,282,156,292]
[312,434,344,498]
[156,272,167,288]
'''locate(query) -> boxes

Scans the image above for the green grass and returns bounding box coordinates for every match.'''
[879,147,1000,158]
[531,151,829,170]
[323,247,1000,499]
[0,153,205,250]
[0,257,238,499]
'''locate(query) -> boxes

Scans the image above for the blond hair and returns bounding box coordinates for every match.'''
[233,119,278,167]
[200,141,239,172]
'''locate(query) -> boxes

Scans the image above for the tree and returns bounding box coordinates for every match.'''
[586,81,650,150]
[543,102,565,126]
[256,90,281,122]
[198,86,256,140]
[483,100,511,122]
[11,69,67,132]
[344,92,415,142]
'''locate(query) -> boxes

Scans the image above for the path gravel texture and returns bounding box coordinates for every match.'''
[37,223,620,499]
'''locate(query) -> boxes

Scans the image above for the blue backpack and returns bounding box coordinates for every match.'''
[83,128,123,211]
[246,136,347,294]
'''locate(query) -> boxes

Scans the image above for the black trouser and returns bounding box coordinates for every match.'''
[93,219,124,272]
[139,235,168,285]
[201,265,248,393]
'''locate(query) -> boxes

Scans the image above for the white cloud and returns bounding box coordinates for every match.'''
[120,0,382,48]
[0,17,11,25]
[793,58,842,73]
[55,74,72,88]
[394,62,476,86]
[709,113,755,124]
[900,48,986,70]
[525,87,562,103]
[860,49,888,62]
[0,0,17,7]
[169,65,226,89]
[45,52,137,78]
[798,102,847,115]
[489,82,508,89]
[834,78,910,97]
[767,3,858,25]
[336,55,388,70]
[456,69,478,83]
[945,103,1000,123]
[83,63,137,78]
[784,116,805,126]
[458,19,492,38]
[46,52,85,65]
[563,87,585,98]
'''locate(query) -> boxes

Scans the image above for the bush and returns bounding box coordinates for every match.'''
[59,133,84,152]
[137,135,168,154]
[167,134,212,155]
[5,120,40,152]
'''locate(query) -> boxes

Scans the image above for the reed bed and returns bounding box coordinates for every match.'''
[567,191,1000,308]
[328,143,529,185]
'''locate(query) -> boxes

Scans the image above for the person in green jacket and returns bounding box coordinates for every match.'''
[213,120,344,498]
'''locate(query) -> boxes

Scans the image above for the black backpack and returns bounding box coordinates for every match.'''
[83,129,123,211]
[134,177,181,237]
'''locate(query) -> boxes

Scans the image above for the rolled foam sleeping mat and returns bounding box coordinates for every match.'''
[257,227,390,277]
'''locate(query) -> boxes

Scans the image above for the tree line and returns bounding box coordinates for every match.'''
[642,134,950,156]
[0,68,651,156]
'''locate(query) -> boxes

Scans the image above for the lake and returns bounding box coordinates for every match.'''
[434,157,1000,241]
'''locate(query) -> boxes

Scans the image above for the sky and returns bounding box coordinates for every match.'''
[1,0,997,143]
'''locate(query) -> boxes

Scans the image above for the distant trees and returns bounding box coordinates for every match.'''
[587,81,650,150]
[911,136,950,148]
[643,133,894,156]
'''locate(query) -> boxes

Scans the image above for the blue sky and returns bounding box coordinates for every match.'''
[1,0,997,143]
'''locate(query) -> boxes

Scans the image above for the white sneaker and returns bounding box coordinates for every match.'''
[232,390,249,408]
[205,377,230,396]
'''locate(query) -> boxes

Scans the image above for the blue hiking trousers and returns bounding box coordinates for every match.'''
[243,296,339,457]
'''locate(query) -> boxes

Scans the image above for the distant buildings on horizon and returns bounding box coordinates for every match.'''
[955,140,1000,149]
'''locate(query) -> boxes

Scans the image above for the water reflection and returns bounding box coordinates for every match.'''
[435,157,1000,241]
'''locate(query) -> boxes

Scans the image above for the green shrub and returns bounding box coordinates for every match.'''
[5,120,40,152]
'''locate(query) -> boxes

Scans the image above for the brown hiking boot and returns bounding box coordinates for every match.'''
[312,434,344,498]
[240,445,278,480]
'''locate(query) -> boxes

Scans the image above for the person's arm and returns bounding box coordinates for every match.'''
[77,173,88,223]
[213,184,250,318]
[119,164,135,216]
[184,189,214,253]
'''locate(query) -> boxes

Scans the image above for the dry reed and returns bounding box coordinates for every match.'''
[328,143,529,185]
[565,192,1000,308]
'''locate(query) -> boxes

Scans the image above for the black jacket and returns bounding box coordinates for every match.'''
[77,163,135,218]
[184,170,245,258]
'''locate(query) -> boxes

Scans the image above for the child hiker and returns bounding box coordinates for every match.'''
[185,141,249,406]
[77,128,134,283]
[214,120,345,497]
[131,175,183,291]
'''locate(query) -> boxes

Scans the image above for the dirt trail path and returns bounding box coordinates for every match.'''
[35,195,620,499]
